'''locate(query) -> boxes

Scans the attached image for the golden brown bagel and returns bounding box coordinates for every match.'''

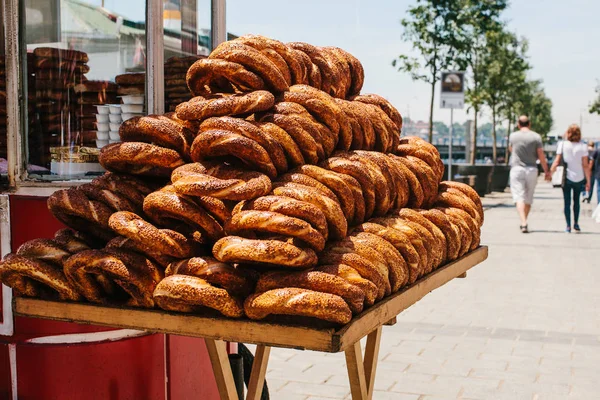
[92,173,154,210]
[53,229,93,253]
[380,216,440,272]
[370,218,428,279]
[166,257,255,298]
[258,113,322,164]
[388,154,425,208]
[48,188,114,239]
[320,156,376,220]
[319,251,386,301]
[435,208,472,257]
[437,207,480,251]
[154,275,244,317]
[327,236,391,297]
[282,85,342,136]
[171,162,271,201]
[418,209,461,262]
[293,165,356,223]
[271,182,347,240]
[210,41,289,92]
[225,210,326,252]
[353,94,402,131]
[277,173,338,203]
[317,264,377,306]
[199,117,288,174]
[99,142,185,177]
[350,231,409,292]
[105,236,177,268]
[234,35,302,85]
[108,211,198,259]
[213,236,318,269]
[271,102,336,156]
[190,128,278,178]
[176,91,275,121]
[78,183,138,213]
[244,287,352,325]
[252,121,305,167]
[287,43,335,95]
[256,270,365,314]
[435,191,481,226]
[397,137,444,182]
[439,181,484,226]
[394,209,448,265]
[186,59,265,95]
[234,195,329,240]
[0,254,82,300]
[352,222,421,284]
[143,187,224,243]
[63,249,163,307]
[118,113,195,158]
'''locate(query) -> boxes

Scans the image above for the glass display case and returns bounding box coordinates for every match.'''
[5,0,219,184]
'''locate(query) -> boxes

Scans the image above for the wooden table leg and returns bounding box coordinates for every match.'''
[345,326,384,400]
[457,272,467,278]
[246,345,271,400]
[345,341,368,399]
[205,339,239,400]
[363,327,382,400]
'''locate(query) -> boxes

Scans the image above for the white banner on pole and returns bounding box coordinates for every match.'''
[440,71,465,109]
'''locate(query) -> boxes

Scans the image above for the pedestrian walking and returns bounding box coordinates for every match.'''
[583,141,597,203]
[588,141,600,204]
[508,115,551,233]
[550,124,591,233]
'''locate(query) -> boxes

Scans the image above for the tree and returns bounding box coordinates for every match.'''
[392,0,466,142]
[480,28,529,163]
[457,0,508,164]
[590,84,600,115]
[516,80,553,139]
[433,121,449,136]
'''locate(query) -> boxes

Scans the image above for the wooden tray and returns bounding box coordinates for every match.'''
[14,246,488,353]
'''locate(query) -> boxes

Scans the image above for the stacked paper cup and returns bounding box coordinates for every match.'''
[120,95,145,121]
[108,104,122,144]
[95,105,110,148]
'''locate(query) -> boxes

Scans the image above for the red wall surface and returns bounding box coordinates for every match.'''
[0,195,220,400]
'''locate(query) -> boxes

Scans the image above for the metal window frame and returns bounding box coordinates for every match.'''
[2,0,227,191]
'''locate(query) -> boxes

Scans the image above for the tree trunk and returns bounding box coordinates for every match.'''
[505,115,511,165]
[428,81,435,143]
[491,106,497,164]
[470,107,478,165]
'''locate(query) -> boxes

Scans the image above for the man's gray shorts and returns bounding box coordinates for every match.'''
[510,166,538,204]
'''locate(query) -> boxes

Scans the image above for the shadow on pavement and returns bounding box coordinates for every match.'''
[529,229,600,235]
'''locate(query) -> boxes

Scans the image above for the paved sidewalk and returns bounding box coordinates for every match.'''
[256,180,600,400]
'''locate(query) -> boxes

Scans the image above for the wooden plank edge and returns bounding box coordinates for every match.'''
[13,298,336,352]
[333,246,488,351]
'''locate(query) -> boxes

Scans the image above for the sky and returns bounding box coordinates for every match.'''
[94,0,600,138]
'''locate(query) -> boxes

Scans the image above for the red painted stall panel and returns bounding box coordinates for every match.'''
[0,195,220,400]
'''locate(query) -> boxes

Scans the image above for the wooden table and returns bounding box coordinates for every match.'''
[14,246,488,400]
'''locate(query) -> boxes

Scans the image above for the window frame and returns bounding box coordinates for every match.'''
[2,0,227,192]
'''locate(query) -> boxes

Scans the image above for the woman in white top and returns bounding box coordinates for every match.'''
[550,124,591,232]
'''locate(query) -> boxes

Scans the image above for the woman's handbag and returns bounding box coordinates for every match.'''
[552,141,568,187]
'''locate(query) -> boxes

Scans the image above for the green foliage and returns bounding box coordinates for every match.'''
[393,0,467,142]
[515,80,553,139]
[590,84,600,115]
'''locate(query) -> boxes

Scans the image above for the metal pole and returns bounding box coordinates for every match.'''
[448,108,454,181]
[211,0,226,50]
[146,0,165,115]
[2,0,24,187]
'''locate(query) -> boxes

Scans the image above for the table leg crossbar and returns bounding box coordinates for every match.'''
[206,325,383,400]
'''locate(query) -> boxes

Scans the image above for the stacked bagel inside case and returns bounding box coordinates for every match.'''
[0,35,483,326]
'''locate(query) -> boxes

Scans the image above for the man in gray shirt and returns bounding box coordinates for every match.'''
[509,115,551,233]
